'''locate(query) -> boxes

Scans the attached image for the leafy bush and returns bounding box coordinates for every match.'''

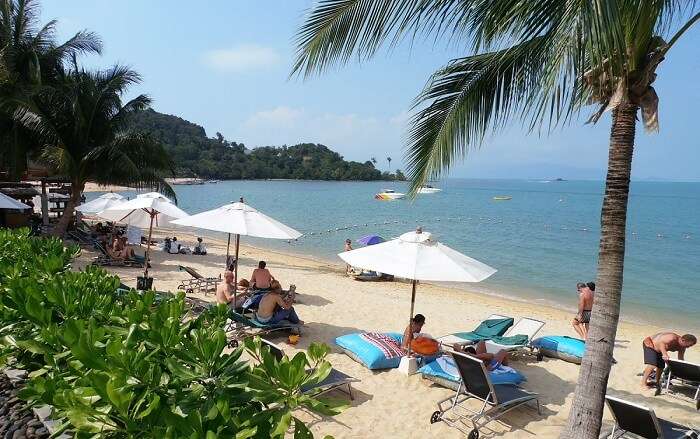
[0,229,343,438]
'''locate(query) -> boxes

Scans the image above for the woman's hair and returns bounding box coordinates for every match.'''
[270,280,281,291]
[238,278,250,287]
[412,314,425,324]
[465,346,477,355]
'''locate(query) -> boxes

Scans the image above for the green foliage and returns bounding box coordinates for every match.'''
[0,229,342,438]
[125,108,400,181]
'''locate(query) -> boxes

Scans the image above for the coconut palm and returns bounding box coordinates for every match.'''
[293,1,699,437]
[15,63,176,236]
[0,0,102,179]
[386,156,392,172]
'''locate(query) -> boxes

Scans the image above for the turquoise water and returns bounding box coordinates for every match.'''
[90,179,699,330]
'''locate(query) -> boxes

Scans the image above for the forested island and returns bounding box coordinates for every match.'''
[126,109,404,181]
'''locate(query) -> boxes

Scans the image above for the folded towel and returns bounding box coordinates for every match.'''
[360,333,405,359]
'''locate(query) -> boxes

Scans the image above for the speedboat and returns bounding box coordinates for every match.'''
[374,189,405,200]
[493,195,512,201]
[417,185,442,194]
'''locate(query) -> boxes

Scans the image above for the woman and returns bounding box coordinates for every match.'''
[402,314,426,350]
[454,341,510,371]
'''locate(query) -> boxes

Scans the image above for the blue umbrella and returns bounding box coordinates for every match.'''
[357,235,385,246]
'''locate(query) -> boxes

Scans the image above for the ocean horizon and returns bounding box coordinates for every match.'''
[87,178,700,332]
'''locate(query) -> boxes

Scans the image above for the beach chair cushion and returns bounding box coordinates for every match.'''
[488,334,529,346]
[335,332,404,370]
[419,355,525,389]
[532,336,586,364]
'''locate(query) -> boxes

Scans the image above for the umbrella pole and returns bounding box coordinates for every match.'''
[407,279,417,357]
[226,233,231,267]
[144,212,155,279]
[233,233,240,306]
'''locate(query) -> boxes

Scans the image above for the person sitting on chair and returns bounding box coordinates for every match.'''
[193,237,207,255]
[255,282,302,325]
[250,261,275,290]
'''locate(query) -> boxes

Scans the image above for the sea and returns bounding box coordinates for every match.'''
[87,179,699,331]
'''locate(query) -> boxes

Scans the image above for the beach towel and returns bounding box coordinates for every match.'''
[241,292,265,311]
[452,317,514,342]
[359,333,405,359]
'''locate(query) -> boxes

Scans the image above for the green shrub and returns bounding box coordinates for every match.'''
[0,229,343,438]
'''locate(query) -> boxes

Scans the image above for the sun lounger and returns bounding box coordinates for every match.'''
[663,359,700,410]
[177,265,220,295]
[225,310,300,347]
[260,339,358,400]
[482,318,545,357]
[430,352,539,438]
[603,395,698,438]
[91,241,144,268]
[437,314,512,348]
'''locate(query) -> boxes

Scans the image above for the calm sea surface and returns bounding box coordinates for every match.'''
[89,179,699,331]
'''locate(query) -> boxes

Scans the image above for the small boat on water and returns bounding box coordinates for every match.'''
[417,185,442,194]
[493,196,512,201]
[207,180,219,184]
[375,189,405,200]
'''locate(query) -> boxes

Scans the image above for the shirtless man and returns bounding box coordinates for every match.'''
[641,332,696,389]
[255,283,302,325]
[454,341,510,371]
[344,239,353,275]
[250,261,274,290]
[216,271,236,306]
[571,282,594,339]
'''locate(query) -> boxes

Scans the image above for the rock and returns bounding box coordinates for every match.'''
[32,428,47,438]
[12,427,26,439]
[25,422,39,430]
[4,425,18,439]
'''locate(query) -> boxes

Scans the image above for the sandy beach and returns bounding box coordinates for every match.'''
[73,230,699,438]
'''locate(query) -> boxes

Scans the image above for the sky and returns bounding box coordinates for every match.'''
[42,1,700,181]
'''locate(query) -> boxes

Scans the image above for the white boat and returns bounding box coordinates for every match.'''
[374,189,405,200]
[417,185,442,194]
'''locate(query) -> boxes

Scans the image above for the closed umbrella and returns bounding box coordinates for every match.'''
[75,193,125,215]
[338,228,496,356]
[0,192,30,210]
[171,197,302,302]
[98,193,188,280]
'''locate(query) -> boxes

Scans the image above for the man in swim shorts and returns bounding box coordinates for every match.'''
[571,282,594,339]
[641,332,696,390]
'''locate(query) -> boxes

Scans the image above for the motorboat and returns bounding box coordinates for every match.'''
[374,189,405,200]
[417,185,442,194]
[493,195,512,201]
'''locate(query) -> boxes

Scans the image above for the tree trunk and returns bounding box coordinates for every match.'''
[561,103,637,438]
[51,182,83,237]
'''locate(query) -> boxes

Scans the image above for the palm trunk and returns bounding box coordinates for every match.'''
[561,103,637,438]
[51,182,83,237]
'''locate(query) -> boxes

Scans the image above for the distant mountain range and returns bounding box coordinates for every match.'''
[125,109,402,181]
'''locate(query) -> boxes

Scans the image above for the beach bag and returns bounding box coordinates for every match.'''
[411,337,439,356]
[242,292,265,311]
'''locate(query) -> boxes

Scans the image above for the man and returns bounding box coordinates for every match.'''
[344,239,353,275]
[216,271,251,309]
[193,237,207,255]
[250,261,274,290]
[641,332,696,390]
[255,283,302,325]
[571,282,594,339]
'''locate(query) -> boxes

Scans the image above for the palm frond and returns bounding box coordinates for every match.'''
[49,30,102,60]
[405,36,562,193]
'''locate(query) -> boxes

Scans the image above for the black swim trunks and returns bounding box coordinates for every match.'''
[579,310,591,323]
[643,344,665,369]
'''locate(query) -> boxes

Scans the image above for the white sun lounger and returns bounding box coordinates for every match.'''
[483,317,545,355]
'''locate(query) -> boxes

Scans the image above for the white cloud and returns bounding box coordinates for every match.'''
[239,106,403,165]
[202,44,281,73]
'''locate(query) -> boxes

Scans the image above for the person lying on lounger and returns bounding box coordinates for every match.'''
[454,340,511,371]
[255,282,303,325]
[641,332,696,390]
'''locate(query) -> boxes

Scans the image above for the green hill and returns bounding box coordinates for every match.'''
[125,109,401,181]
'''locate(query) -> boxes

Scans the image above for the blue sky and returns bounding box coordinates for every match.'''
[43,1,700,181]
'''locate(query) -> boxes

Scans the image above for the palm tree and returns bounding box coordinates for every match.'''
[371,156,377,167]
[0,0,102,180]
[292,2,699,438]
[386,156,391,172]
[15,63,176,236]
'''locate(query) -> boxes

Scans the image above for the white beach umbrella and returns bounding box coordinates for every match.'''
[98,193,188,278]
[338,228,496,355]
[171,197,302,299]
[75,193,125,215]
[0,192,30,210]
